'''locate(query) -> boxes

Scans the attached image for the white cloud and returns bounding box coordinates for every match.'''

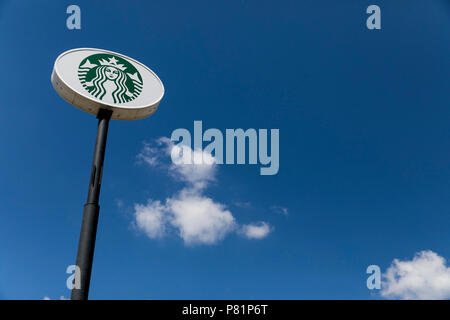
[132,190,236,245]
[240,222,272,239]
[133,137,273,245]
[137,142,160,166]
[134,200,166,239]
[43,296,68,300]
[233,201,252,208]
[167,191,236,245]
[115,199,124,208]
[381,250,450,300]
[271,206,288,216]
[137,139,217,190]
[169,144,216,190]
[136,137,173,167]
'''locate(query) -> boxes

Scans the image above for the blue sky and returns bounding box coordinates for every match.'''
[0,0,449,300]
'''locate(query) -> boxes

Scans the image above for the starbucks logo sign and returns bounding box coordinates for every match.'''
[78,53,143,104]
[52,48,164,120]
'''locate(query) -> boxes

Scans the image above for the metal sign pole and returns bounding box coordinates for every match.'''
[71,108,113,300]
[52,48,164,300]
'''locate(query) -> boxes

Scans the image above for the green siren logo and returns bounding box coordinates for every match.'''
[78,53,143,104]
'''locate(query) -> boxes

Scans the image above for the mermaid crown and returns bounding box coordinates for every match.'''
[99,56,127,71]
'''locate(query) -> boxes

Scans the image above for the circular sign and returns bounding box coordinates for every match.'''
[51,48,164,120]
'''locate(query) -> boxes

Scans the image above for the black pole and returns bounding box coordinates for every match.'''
[71,108,113,300]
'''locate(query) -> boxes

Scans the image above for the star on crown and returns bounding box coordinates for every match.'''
[99,56,127,71]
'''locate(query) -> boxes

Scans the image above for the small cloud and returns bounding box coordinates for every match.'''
[271,206,288,216]
[43,296,68,300]
[381,250,450,300]
[134,200,166,239]
[137,138,217,191]
[137,143,160,166]
[115,199,124,208]
[240,222,272,239]
[133,188,236,245]
[136,137,173,167]
[233,201,252,208]
[168,191,236,245]
[169,144,216,190]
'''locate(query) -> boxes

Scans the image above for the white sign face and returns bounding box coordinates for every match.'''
[51,48,164,120]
